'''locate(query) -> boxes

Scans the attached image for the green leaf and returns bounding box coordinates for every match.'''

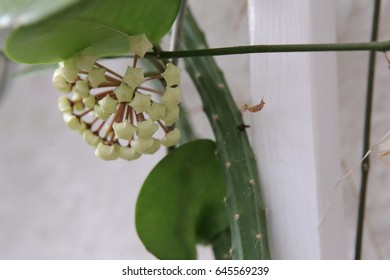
[136,140,228,260]
[4,0,181,64]
[0,0,80,27]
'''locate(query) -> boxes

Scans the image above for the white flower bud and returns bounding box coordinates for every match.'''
[74,80,90,98]
[77,47,97,71]
[147,102,166,121]
[123,66,145,88]
[73,102,85,112]
[52,68,72,93]
[161,128,181,147]
[94,104,111,120]
[113,83,134,103]
[61,57,79,83]
[113,121,137,140]
[63,113,83,131]
[119,146,141,161]
[87,67,107,88]
[161,87,181,108]
[130,137,154,154]
[128,93,151,113]
[82,130,101,147]
[137,118,158,138]
[83,95,96,109]
[161,63,181,87]
[95,143,119,161]
[143,138,161,154]
[70,93,82,103]
[163,105,179,126]
[58,96,72,113]
[98,95,118,114]
[128,34,153,58]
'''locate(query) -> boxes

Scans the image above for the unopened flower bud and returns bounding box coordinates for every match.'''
[128,93,151,113]
[53,68,72,93]
[63,113,83,131]
[77,47,97,71]
[161,63,181,87]
[87,67,107,88]
[74,80,90,98]
[61,57,79,83]
[143,138,161,154]
[119,146,141,161]
[128,34,153,58]
[161,128,181,147]
[98,95,118,114]
[130,137,153,154]
[123,67,145,88]
[162,87,181,108]
[113,121,137,140]
[163,105,180,126]
[58,96,72,113]
[137,118,158,138]
[147,102,166,121]
[83,95,96,109]
[95,143,119,160]
[82,130,101,147]
[113,83,134,103]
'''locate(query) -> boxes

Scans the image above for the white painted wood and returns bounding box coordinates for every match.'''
[248,0,347,259]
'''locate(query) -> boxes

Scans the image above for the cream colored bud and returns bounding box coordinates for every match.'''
[147,102,166,121]
[62,57,79,83]
[161,63,181,87]
[70,93,82,103]
[63,113,83,131]
[77,47,97,71]
[113,83,134,103]
[87,67,107,88]
[130,137,154,154]
[94,104,111,120]
[161,128,181,147]
[128,34,153,58]
[137,118,158,138]
[128,93,151,113]
[119,146,141,161]
[52,68,72,93]
[58,96,72,113]
[143,138,161,154]
[73,102,85,112]
[161,87,181,108]
[82,130,101,147]
[113,121,137,140]
[98,95,118,114]
[163,105,179,126]
[123,66,145,88]
[74,80,90,98]
[95,143,119,161]
[83,95,96,109]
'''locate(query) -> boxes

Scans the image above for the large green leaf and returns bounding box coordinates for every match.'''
[4,0,181,64]
[0,0,80,27]
[136,140,228,260]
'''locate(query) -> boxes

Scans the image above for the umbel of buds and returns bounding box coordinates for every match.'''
[53,34,181,161]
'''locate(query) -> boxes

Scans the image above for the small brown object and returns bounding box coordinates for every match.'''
[241,98,265,113]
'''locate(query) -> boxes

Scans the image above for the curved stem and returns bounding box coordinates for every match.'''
[355,0,381,260]
[147,40,390,59]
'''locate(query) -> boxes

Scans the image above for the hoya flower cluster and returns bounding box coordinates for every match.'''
[52,34,181,161]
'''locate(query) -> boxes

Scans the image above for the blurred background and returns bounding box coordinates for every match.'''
[0,0,390,259]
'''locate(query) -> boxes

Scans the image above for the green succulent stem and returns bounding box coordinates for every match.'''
[149,40,390,59]
[182,8,271,260]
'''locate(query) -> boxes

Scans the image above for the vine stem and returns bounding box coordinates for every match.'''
[147,40,390,59]
[355,0,381,260]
